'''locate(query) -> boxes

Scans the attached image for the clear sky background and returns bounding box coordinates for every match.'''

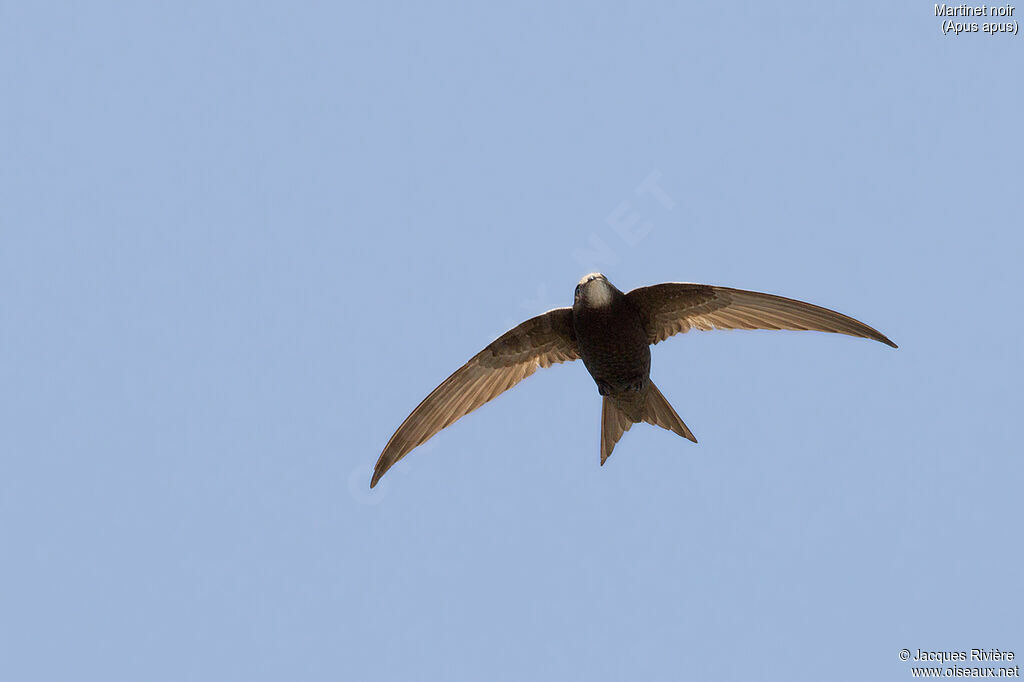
[2,3,1021,681]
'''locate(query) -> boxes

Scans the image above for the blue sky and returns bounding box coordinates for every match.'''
[2,3,1021,681]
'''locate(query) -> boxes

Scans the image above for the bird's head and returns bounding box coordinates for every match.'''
[574,272,619,309]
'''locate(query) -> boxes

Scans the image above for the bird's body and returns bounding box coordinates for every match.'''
[571,274,696,459]
[572,274,650,399]
[370,273,896,488]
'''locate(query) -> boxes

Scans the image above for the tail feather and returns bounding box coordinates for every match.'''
[642,380,698,444]
[600,397,634,465]
[599,380,697,465]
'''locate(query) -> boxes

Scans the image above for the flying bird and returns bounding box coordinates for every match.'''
[371,274,896,487]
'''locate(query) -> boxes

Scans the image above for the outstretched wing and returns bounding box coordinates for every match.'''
[626,283,897,348]
[371,308,579,487]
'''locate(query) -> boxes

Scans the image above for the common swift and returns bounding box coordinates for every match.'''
[370,273,896,487]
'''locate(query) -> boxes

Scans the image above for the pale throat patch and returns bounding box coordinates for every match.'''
[587,282,615,307]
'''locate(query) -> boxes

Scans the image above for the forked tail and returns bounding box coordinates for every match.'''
[600,380,697,465]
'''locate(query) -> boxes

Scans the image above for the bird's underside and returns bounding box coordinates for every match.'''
[370,275,896,488]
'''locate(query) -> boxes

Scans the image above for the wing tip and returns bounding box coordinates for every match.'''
[874,333,898,349]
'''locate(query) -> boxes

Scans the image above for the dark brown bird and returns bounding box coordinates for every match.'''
[370,273,896,487]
